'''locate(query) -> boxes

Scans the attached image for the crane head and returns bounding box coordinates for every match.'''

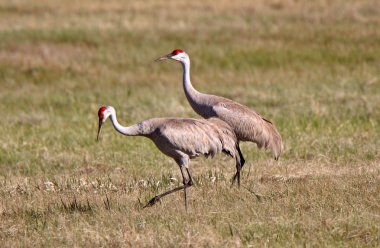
[97,106,112,141]
[156,49,188,62]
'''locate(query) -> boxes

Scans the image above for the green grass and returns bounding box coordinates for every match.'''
[0,0,379,246]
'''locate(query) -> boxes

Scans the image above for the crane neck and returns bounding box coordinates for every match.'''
[109,113,141,136]
[180,57,202,102]
[181,58,191,87]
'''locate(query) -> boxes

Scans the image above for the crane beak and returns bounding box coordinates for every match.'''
[155,53,171,62]
[97,121,103,142]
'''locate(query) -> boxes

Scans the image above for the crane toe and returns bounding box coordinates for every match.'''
[230,172,241,188]
[143,195,161,208]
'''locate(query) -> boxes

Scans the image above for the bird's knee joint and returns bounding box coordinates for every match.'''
[186,179,194,186]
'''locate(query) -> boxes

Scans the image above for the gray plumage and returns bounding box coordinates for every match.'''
[157,49,283,160]
[147,117,238,161]
[187,93,283,160]
[97,106,242,209]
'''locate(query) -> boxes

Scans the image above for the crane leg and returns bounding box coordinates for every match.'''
[231,145,245,187]
[182,166,191,210]
[232,162,242,187]
[237,145,246,169]
[143,165,193,209]
[184,167,194,210]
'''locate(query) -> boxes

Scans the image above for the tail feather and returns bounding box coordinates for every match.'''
[264,121,283,160]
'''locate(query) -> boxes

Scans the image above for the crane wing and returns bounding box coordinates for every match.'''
[212,101,265,138]
[211,100,283,159]
[154,119,224,159]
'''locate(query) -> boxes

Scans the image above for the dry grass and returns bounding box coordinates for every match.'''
[0,0,379,247]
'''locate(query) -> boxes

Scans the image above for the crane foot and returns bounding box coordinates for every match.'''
[230,173,241,188]
[143,195,161,208]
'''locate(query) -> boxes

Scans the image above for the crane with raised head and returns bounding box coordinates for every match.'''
[97,106,244,209]
[156,49,283,178]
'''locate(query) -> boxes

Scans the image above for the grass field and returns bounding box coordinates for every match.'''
[0,0,379,246]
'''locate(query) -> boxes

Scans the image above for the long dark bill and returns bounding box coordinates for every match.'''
[155,53,171,62]
[97,121,103,141]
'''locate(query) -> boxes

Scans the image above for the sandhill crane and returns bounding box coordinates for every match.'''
[97,106,243,209]
[157,49,283,180]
